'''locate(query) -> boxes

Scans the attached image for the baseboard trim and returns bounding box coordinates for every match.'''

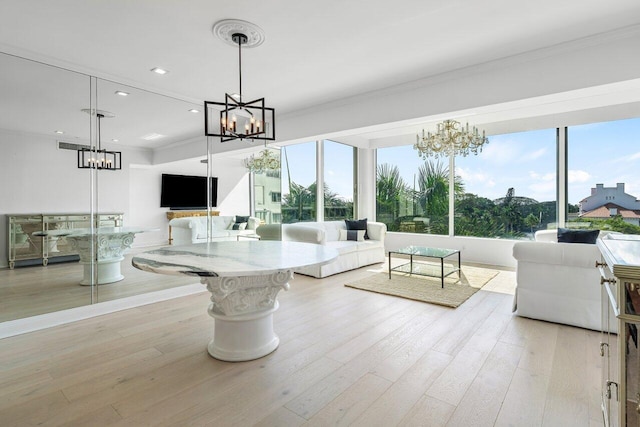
[0,283,205,339]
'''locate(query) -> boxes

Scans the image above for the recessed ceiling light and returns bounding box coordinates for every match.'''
[115,91,129,96]
[54,130,64,134]
[141,133,166,141]
[111,139,119,142]
[188,109,200,113]
[151,67,168,75]
[230,93,240,99]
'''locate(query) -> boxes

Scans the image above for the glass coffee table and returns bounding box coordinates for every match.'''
[388,246,461,288]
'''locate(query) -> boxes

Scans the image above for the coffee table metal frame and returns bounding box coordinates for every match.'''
[388,246,461,288]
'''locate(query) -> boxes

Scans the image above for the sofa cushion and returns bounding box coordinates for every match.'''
[345,218,369,239]
[325,240,359,255]
[557,228,600,244]
[339,229,365,241]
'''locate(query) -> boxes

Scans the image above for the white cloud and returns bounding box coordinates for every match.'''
[529,171,554,181]
[528,180,556,201]
[568,169,591,183]
[522,148,546,161]
[478,139,520,165]
[456,166,491,184]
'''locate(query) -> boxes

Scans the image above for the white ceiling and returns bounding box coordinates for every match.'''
[1,0,640,152]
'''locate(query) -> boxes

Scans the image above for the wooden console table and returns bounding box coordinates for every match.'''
[166,210,219,244]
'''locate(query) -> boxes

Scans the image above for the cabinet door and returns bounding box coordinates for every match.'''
[602,279,620,426]
[624,318,640,425]
[7,215,44,267]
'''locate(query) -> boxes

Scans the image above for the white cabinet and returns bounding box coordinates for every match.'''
[598,234,640,426]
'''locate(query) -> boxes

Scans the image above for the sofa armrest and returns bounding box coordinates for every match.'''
[513,240,600,269]
[247,217,260,230]
[283,224,325,244]
[366,221,387,242]
[168,217,195,229]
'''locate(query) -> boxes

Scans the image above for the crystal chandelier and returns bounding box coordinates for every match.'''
[414,119,488,159]
[205,20,275,143]
[243,148,280,173]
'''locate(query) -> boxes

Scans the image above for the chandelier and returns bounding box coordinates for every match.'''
[414,119,488,159]
[77,109,121,170]
[205,20,275,143]
[243,148,280,173]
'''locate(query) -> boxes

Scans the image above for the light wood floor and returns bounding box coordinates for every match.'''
[0,247,193,322]
[0,262,605,426]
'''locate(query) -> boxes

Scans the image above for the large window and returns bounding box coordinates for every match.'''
[568,118,640,234]
[376,145,450,235]
[376,128,557,239]
[281,142,316,223]
[324,140,354,220]
[455,128,557,239]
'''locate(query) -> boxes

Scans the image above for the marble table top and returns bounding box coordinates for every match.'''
[33,226,156,237]
[132,241,339,277]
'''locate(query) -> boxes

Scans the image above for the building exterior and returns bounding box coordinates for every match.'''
[579,183,640,225]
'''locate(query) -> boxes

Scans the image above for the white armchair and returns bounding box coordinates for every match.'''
[512,230,617,331]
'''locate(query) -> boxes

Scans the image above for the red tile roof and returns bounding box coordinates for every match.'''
[581,203,640,219]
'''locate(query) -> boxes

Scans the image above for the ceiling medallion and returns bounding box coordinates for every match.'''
[212,19,265,48]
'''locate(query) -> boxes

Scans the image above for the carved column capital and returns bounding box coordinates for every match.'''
[201,270,292,316]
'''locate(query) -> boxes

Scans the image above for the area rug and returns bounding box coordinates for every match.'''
[345,264,500,308]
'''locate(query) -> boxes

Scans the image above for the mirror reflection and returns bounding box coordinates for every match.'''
[0,52,276,323]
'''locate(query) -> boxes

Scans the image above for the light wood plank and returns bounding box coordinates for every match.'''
[304,373,391,427]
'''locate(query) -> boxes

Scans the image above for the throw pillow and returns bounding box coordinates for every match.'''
[557,228,600,244]
[232,222,247,231]
[338,229,365,242]
[345,218,369,240]
[235,215,250,224]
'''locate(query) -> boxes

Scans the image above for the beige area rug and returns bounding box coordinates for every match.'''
[345,263,500,308]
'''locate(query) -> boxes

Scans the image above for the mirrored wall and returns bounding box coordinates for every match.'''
[0,51,245,322]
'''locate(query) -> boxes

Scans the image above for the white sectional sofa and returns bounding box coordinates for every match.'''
[168,215,260,245]
[512,229,617,331]
[281,220,387,278]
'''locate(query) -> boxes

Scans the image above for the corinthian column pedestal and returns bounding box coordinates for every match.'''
[132,241,338,362]
[202,271,292,361]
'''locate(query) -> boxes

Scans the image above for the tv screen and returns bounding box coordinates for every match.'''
[160,174,218,209]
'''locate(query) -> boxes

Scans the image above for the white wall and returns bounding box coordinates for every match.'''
[356,147,376,220]
[385,232,517,269]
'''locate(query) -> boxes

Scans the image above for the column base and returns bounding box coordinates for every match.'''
[207,302,280,362]
[79,258,125,285]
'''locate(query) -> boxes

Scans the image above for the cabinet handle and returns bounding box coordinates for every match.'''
[601,277,616,285]
[606,381,619,401]
[595,261,608,268]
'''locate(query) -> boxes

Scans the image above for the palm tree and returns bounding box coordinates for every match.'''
[376,163,409,221]
[415,160,464,217]
[281,182,314,223]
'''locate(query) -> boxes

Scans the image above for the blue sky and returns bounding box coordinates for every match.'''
[282,140,354,202]
[282,117,640,205]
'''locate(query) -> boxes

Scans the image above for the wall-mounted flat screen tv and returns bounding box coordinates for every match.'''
[160,174,218,209]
